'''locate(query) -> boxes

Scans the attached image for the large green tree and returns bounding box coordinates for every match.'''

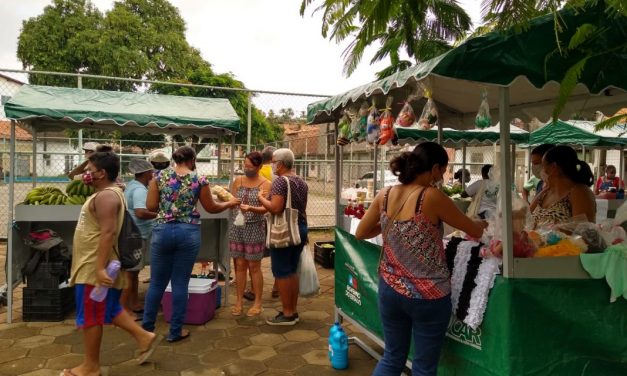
[17,0,282,148]
[300,0,472,78]
[151,66,284,150]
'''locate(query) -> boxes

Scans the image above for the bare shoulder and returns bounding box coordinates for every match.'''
[571,184,595,201]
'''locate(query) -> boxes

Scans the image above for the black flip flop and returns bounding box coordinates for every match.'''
[167,330,191,343]
[133,308,144,314]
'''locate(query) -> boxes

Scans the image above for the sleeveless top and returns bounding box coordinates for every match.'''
[379,187,450,299]
[70,187,126,289]
[232,178,265,223]
[531,190,572,228]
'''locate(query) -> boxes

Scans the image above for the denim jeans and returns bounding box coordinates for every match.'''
[373,279,452,376]
[142,222,200,339]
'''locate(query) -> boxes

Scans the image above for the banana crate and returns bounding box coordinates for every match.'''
[314,241,335,269]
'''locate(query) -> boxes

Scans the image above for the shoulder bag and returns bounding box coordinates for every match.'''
[265,176,302,248]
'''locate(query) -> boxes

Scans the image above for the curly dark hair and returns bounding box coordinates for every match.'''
[389,142,448,184]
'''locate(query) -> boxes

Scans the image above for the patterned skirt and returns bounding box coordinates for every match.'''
[229,220,266,261]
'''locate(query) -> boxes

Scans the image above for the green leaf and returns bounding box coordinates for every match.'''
[567,23,597,50]
[552,56,589,121]
[594,114,627,133]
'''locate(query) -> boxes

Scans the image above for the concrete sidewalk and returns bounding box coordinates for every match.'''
[0,242,379,376]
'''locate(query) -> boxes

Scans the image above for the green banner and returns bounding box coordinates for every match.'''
[335,228,627,375]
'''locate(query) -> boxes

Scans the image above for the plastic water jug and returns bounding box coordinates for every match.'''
[328,322,349,369]
[89,260,121,302]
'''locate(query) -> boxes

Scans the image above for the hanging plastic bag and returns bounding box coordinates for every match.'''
[351,101,369,142]
[336,111,352,146]
[475,89,492,129]
[297,245,320,297]
[418,88,438,130]
[366,100,381,144]
[395,96,417,127]
[377,97,395,145]
[234,209,245,227]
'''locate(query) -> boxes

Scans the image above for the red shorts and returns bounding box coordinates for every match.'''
[74,284,123,328]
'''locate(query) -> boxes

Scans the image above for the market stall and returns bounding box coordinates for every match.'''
[529,119,627,219]
[308,2,627,374]
[3,85,241,323]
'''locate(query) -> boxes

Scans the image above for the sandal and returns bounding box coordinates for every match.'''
[59,369,80,376]
[166,329,190,343]
[246,306,264,317]
[271,290,279,298]
[137,334,163,364]
[243,290,255,301]
[231,304,243,316]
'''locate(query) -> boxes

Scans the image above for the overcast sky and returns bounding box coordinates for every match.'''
[0,0,481,112]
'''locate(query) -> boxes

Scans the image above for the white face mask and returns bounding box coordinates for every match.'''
[532,164,542,179]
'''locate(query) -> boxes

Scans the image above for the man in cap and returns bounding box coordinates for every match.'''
[67,142,100,179]
[149,149,170,171]
[122,159,158,319]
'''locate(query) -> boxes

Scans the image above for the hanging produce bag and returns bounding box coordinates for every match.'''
[395,96,417,127]
[366,100,380,144]
[351,101,369,142]
[336,111,352,146]
[475,89,492,129]
[377,96,395,145]
[418,89,438,130]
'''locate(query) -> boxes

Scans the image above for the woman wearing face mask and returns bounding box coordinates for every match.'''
[229,152,271,317]
[355,142,486,376]
[530,145,596,228]
[522,144,555,203]
[143,146,240,342]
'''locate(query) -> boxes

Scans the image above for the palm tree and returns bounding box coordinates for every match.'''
[300,0,472,78]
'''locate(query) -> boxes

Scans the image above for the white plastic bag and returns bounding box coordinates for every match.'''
[234,210,245,226]
[297,245,320,297]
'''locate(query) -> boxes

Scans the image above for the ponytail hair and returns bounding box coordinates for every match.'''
[544,145,594,186]
[389,142,448,184]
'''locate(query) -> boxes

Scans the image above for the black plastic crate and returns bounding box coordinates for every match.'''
[22,286,75,322]
[314,241,335,269]
[26,261,70,289]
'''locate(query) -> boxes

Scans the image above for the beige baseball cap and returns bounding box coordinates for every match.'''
[82,142,100,151]
[149,150,170,163]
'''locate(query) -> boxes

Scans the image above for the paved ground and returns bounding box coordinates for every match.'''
[0,231,381,376]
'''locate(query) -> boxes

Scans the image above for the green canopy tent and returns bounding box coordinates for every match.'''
[529,119,627,147]
[396,123,529,146]
[310,2,627,374]
[3,85,241,324]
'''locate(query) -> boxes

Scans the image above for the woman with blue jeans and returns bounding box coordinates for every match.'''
[356,142,486,375]
[144,146,239,342]
[258,148,309,326]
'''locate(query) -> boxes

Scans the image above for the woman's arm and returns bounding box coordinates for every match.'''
[570,185,596,222]
[423,188,485,238]
[258,180,286,214]
[243,181,271,215]
[355,191,384,240]
[200,184,240,213]
[146,179,159,212]
[593,177,601,195]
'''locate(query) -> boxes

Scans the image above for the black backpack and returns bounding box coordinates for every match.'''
[92,191,143,270]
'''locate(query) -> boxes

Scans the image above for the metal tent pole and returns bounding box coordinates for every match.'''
[246,92,252,154]
[462,143,467,188]
[32,128,37,188]
[7,120,16,323]
[373,144,379,194]
[334,120,342,227]
[620,147,625,189]
[498,88,514,278]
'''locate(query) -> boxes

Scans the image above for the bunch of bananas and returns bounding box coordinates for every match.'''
[64,180,95,205]
[24,187,68,205]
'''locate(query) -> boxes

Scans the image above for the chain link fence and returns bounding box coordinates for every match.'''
[0,69,527,238]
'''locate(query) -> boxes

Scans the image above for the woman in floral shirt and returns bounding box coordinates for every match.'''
[143,146,239,342]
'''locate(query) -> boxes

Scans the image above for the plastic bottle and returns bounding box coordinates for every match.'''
[328,322,349,369]
[344,200,355,217]
[89,260,121,302]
